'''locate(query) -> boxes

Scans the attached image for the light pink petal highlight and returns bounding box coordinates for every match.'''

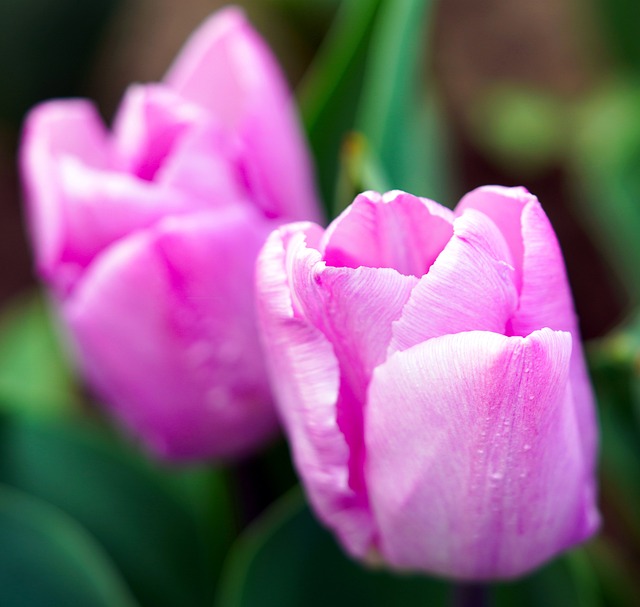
[366,329,598,580]
[164,7,257,127]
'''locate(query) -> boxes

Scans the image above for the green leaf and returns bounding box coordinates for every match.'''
[297,0,382,213]
[0,413,234,607]
[586,317,640,604]
[0,291,80,417]
[493,548,602,607]
[356,0,448,201]
[588,315,640,542]
[216,488,450,607]
[589,0,640,69]
[0,483,138,607]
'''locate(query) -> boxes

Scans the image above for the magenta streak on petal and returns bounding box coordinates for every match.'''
[291,257,418,518]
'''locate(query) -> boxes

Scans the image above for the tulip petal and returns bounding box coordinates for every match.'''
[515,200,599,495]
[164,7,320,222]
[111,84,204,180]
[291,253,418,504]
[164,7,258,128]
[455,185,577,335]
[155,120,246,204]
[389,209,518,354]
[64,206,277,460]
[455,185,534,292]
[21,91,250,292]
[321,190,454,276]
[457,186,597,477]
[52,159,217,285]
[366,328,598,579]
[20,100,109,281]
[256,224,376,557]
[112,83,249,204]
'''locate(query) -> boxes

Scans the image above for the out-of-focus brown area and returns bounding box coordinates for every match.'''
[433,0,602,111]
[432,0,628,339]
[0,127,28,304]
[88,0,317,120]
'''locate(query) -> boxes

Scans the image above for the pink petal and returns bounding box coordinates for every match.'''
[111,83,249,204]
[456,186,597,480]
[63,206,278,460]
[290,251,418,507]
[456,185,535,292]
[20,100,109,281]
[164,7,320,222]
[388,209,518,355]
[514,202,598,470]
[110,83,206,181]
[366,329,599,580]
[164,7,258,127]
[321,190,454,276]
[52,159,219,288]
[256,224,375,557]
[155,118,247,204]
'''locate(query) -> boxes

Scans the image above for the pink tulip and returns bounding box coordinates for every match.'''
[20,8,320,460]
[256,187,599,579]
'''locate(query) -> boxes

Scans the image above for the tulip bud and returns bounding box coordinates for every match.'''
[20,8,321,460]
[256,187,599,579]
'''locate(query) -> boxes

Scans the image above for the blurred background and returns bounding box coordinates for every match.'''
[0,0,635,333]
[1,0,639,605]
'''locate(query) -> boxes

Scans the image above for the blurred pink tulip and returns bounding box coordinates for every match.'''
[256,186,599,580]
[20,7,320,460]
